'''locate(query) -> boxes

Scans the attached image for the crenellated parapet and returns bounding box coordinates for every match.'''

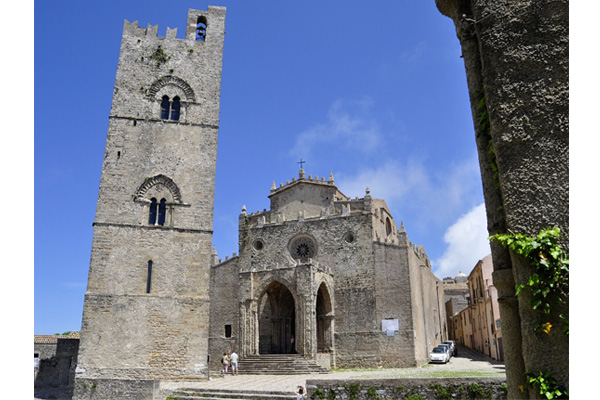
[121,6,226,42]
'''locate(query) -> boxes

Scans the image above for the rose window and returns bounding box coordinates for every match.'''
[289,236,316,262]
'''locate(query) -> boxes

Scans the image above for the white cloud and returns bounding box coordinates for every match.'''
[433,203,491,279]
[335,159,427,205]
[289,97,382,158]
[335,156,482,229]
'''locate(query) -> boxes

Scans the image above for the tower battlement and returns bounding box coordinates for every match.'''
[122,7,226,42]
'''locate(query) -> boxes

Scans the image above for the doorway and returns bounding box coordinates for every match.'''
[258,281,296,354]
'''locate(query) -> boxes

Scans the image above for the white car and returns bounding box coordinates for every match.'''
[429,347,449,363]
[437,343,452,359]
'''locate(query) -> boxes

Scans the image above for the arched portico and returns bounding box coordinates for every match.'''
[316,282,334,353]
[258,281,296,354]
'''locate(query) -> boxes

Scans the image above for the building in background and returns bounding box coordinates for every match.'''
[449,255,503,361]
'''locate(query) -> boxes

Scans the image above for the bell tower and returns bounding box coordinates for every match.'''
[76,7,226,383]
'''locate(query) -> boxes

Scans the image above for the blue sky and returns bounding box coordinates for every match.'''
[30,0,497,335]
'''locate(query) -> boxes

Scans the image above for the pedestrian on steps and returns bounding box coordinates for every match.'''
[295,385,306,400]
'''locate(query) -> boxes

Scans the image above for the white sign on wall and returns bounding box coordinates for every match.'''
[381,319,399,333]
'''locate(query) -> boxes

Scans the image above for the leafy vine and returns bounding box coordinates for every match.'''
[525,371,569,399]
[489,227,568,335]
[490,227,569,399]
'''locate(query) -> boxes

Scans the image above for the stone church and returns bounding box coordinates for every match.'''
[74,7,446,395]
[208,169,446,371]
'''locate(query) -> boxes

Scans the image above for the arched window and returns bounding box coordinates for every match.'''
[170,96,180,121]
[149,198,167,226]
[196,16,207,41]
[149,198,158,224]
[160,96,170,120]
[385,217,392,236]
[157,199,167,226]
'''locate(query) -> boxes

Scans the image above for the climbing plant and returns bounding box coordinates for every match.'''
[490,227,569,399]
[489,227,568,334]
[524,371,568,399]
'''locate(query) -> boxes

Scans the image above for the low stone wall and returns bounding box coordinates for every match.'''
[72,378,158,400]
[306,377,507,400]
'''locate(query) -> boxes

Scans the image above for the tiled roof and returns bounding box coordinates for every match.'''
[34,331,80,344]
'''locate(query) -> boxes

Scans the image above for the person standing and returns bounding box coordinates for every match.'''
[221,352,230,374]
[230,350,239,376]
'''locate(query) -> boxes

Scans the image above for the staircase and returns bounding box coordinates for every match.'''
[237,354,330,375]
[167,387,296,400]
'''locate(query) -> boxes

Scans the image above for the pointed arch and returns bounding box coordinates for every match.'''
[258,280,297,354]
[316,280,335,353]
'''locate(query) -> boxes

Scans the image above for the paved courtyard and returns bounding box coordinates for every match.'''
[160,346,505,394]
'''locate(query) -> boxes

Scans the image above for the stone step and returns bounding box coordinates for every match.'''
[234,354,329,375]
[169,387,296,400]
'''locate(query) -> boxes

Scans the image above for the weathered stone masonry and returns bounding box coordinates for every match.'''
[208,171,447,371]
[75,7,226,394]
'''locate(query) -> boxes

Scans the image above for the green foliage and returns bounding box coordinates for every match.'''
[327,388,337,400]
[347,382,361,400]
[466,383,491,399]
[526,371,568,399]
[367,386,381,400]
[429,383,453,400]
[490,227,569,334]
[311,388,325,399]
[404,395,424,400]
[149,45,171,67]
[499,383,507,394]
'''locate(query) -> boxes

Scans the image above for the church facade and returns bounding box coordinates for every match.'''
[74,7,446,394]
[208,169,447,369]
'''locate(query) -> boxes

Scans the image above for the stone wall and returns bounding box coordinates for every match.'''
[76,7,226,391]
[34,337,80,399]
[306,377,507,400]
[208,256,240,371]
[72,378,158,400]
[209,176,445,369]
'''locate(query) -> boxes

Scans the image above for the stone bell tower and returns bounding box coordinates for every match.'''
[75,6,226,386]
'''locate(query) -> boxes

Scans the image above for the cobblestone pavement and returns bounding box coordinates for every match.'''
[160,346,505,394]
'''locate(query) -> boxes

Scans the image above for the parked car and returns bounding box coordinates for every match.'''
[443,340,457,356]
[429,346,449,364]
[437,343,452,359]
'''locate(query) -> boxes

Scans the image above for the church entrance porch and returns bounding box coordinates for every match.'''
[258,281,296,354]
[238,264,335,368]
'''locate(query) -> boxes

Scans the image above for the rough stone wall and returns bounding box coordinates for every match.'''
[210,176,442,369]
[34,338,79,399]
[371,242,418,368]
[208,256,240,371]
[73,378,158,400]
[435,1,568,397]
[307,377,507,400]
[76,6,226,390]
